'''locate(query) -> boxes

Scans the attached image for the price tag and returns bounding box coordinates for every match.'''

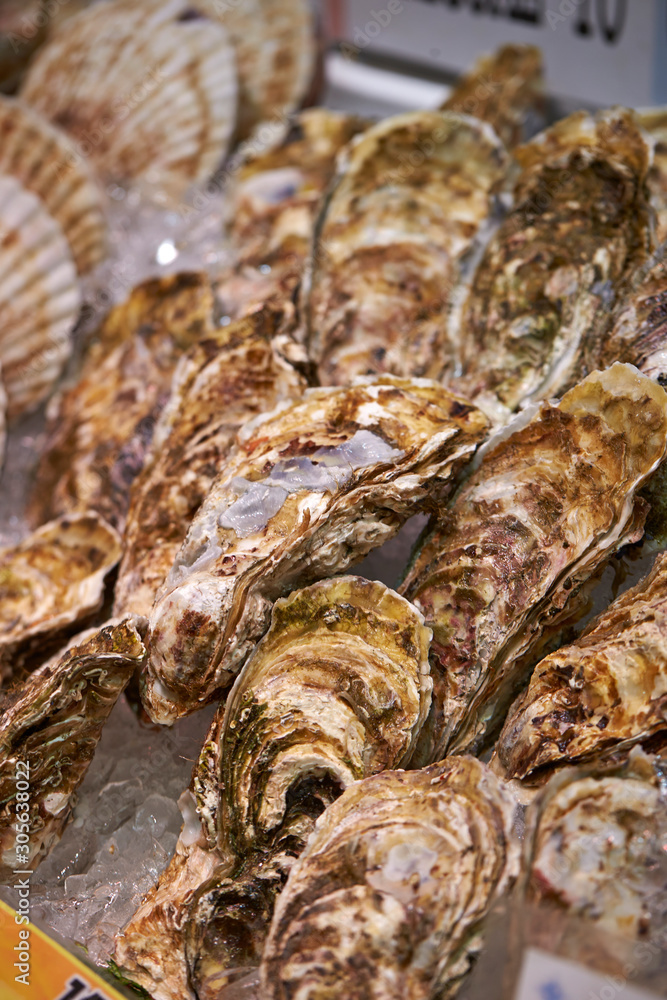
[0,899,130,1000]
[515,948,662,1000]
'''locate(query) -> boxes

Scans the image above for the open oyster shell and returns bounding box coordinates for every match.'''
[29,272,216,531]
[260,756,519,1000]
[638,108,667,244]
[0,95,107,274]
[442,43,544,149]
[0,618,146,883]
[303,110,510,386]
[495,552,667,783]
[143,377,488,723]
[0,512,121,685]
[0,174,81,420]
[114,304,306,619]
[400,364,667,762]
[450,108,653,417]
[20,0,238,194]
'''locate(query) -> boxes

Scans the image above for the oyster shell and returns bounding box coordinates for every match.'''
[28,272,216,531]
[0,95,106,274]
[495,552,667,783]
[0,512,121,685]
[260,756,519,1000]
[0,174,81,419]
[450,109,652,417]
[443,44,544,150]
[638,108,667,244]
[114,304,306,619]
[20,0,238,193]
[303,111,510,386]
[400,364,667,762]
[143,377,488,723]
[0,618,146,883]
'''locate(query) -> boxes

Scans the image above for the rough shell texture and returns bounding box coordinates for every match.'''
[21,0,238,193]
[0,369,5,472]
[260,756,520,1000]
[450,109,652,417]
[143,377,489,723]
[0,174,81,419]
[0,618,145,883]
[0,512,121,685]
[304,111,510,386]
[442,43,544,150]
[496,552,667,782]
[114,304,306,619]
[0,95,106,273]
[400,364,667,762]
[638,108,667,244]
[28,272,216,531]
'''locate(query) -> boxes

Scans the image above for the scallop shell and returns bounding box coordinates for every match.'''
[20,0,238,193]
[0,96,106,273]
[0,175,80,419]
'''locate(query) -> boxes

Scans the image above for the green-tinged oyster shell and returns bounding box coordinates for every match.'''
[496,552,667,783]
[260,756,519,1000]
[0,618,146,883]
[0,512,121,684]
[143,377,488,724]
[303,110,510,386]
[400,364,667,762]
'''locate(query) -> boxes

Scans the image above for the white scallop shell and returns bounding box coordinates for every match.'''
[20,0,238,193]
[0,96,106,274]
[0,176,81,419]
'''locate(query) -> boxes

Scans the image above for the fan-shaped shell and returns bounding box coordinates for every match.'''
[21,0,238,193]
[0,175,80,419]
[0,96,106,274]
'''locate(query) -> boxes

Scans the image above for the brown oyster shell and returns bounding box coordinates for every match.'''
[638,107,667,244]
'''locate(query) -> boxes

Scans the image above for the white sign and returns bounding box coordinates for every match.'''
[334,0,667,107]
[515,948,662,1000]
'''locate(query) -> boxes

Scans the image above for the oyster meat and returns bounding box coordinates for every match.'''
[114,304,306,619]
[450,109,652,417]
[495,552,667,783]
[638,108,667,244]
[443,43,544,150]
[0,619,146,883]
[400,364,667,762]
[143,377,488,723]
[303,111,510,386]
[0,512,121,685]
[28,272,216,531]
[260,756,519,1000]
[115,576,432,999]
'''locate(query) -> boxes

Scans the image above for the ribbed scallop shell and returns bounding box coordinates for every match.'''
[21,0,238,193]
[0,175,80,419]
[0,96,106,274]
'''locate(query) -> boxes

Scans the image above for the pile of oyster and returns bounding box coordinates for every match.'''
[2,3,667,998]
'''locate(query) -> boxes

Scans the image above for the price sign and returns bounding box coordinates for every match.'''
[515,948,662,1000]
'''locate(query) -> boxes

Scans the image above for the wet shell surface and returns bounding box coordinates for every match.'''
[400,364,667,763]
[638,108,667,244]
[260,756,520,1000]
[0,175,81,419]
[0,95,106,274]
[20,0,238,193]
[0,619,146,883]
[0,512,122,684]
[142,378,488,724]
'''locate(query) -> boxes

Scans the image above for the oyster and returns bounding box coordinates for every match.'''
[638,108,667,244]
[450,109,652,417]
[303,111,510,386]
[115,576,432,999]
[143,377,488,723]
[495,552,667,783]
[0,619,146,883]
[400,364,667,762]
[443,43,544,150]
[0,95,106,274]
[260,756,519,1000]
[0,174,81,419]
[28,272,216,531]
[20,0,238,194]
[0,512,121,684]
[114,304,306,619]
